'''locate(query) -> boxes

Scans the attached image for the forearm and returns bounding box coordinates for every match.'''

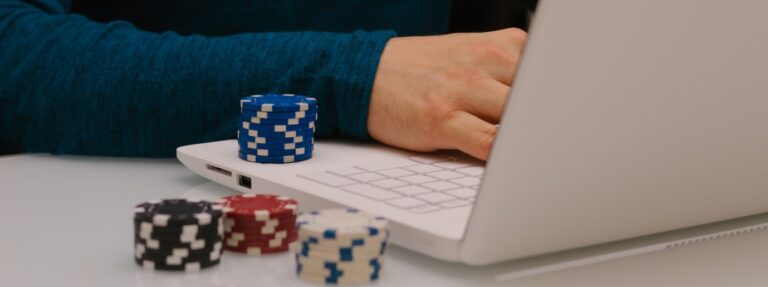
[0,0,395,157]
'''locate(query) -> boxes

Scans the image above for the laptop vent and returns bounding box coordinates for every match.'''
[665,223,768,250]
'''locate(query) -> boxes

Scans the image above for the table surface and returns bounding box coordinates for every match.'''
[2,154,768,287]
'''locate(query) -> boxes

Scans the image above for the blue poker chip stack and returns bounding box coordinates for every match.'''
[238,94,317,164]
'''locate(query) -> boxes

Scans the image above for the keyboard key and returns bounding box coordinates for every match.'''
[370,178,409,189]
[342,184,402,201]
[400,175,437,185]
[386,197,427,209]
[421,181,461,191]
[355,159,417,172]
[348,172,386,183]
[392,185,432,196]
[416,192,455,204]
[450,177,481,187]
[440,200,471,209]
[445,188,477,199]
[299,172,355,187]
[405,164,442,174]
[425,170,464,180]
[327,167,364,176]
[377,168,414,178]
[409,155,453,164]
[410,205,441,213]
[456,166,485,177]
[433,161,474,170]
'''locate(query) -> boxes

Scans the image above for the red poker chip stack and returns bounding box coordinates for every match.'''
[220,194,299,255]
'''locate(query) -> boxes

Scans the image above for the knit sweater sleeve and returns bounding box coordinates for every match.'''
[0,0,395,157]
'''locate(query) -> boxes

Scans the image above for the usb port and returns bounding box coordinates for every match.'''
[206,164,232,177]
[238,175,252,189]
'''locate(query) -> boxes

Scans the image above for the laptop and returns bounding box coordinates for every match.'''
[178,0,768,266]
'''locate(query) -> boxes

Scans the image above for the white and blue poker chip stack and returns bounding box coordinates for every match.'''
[293,209,389,285]
[238,94,318,164]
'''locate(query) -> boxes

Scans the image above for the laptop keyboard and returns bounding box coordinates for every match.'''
[298,154,483,213]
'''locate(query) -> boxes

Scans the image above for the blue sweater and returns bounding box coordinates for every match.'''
[0,0,450,157]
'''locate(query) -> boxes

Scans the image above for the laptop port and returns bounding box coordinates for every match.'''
[206,164,232,177]
[238,175,252,189]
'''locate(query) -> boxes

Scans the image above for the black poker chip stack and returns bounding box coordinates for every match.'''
[133,198,224,272]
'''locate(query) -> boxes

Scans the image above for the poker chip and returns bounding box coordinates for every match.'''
[220,194,299,255]
[242,109,318,119]
[239,146,312,157]
[238,131,312,145]
[242,121,316,132]
[294,208,389,285]
[237,138,314,150]
[240,94,318,112]
[134,257,221,272]
[133,198,224,272]
[238,151,313,164]
[237,94,317,164]
[134,198,223,226]
[221,194,298,219]
[297,209,388,240]
[239,126,315,139]
[246,114,318,125]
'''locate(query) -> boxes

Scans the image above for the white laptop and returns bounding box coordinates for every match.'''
[178,0,768,266]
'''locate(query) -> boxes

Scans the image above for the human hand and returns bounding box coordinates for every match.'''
[367,28,527,160]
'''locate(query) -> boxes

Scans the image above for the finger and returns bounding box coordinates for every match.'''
[486,28,528,56]
[482,29,527,84]
[438,111,497,160]
[459,79,510,124]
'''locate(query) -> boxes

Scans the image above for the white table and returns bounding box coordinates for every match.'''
[2,154,768,287]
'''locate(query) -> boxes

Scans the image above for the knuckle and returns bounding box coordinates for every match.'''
[470,41,518,69]
[435,66,485,83]
[478,126,497,151]
[502,28,528,42]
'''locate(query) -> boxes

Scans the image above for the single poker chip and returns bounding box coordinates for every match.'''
[238,151,313,164]
[225,220,296,235]
[245,114,318,125]
[297,261,381,279]
[135,242,223,262]
[135,256,220,272]
[241,109,318,120]
[136,229,222,242]
[297,269,380,285]
[239,146,312,157]
[297,258,384,277]
[134,220,222,236]
[221,194,299,221]
[225,229,297,242]
[300,231,388,252]
[134,199,223,227]
[298,242,384,262]
[299,238,387,257]
[295,254,385,271]
[225,231,297,245]
[224,243,291,255]
[227,224,296,236]
[137,250,223,264]
[239,126,315,139]
[297,209,388,240]
[237,138,314,150]
[225,233,297,249]
[241,121,315,132]
[135,235,222,251]
[238,131,312,144]
[224,216,296,229]
[240,94,318,112]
